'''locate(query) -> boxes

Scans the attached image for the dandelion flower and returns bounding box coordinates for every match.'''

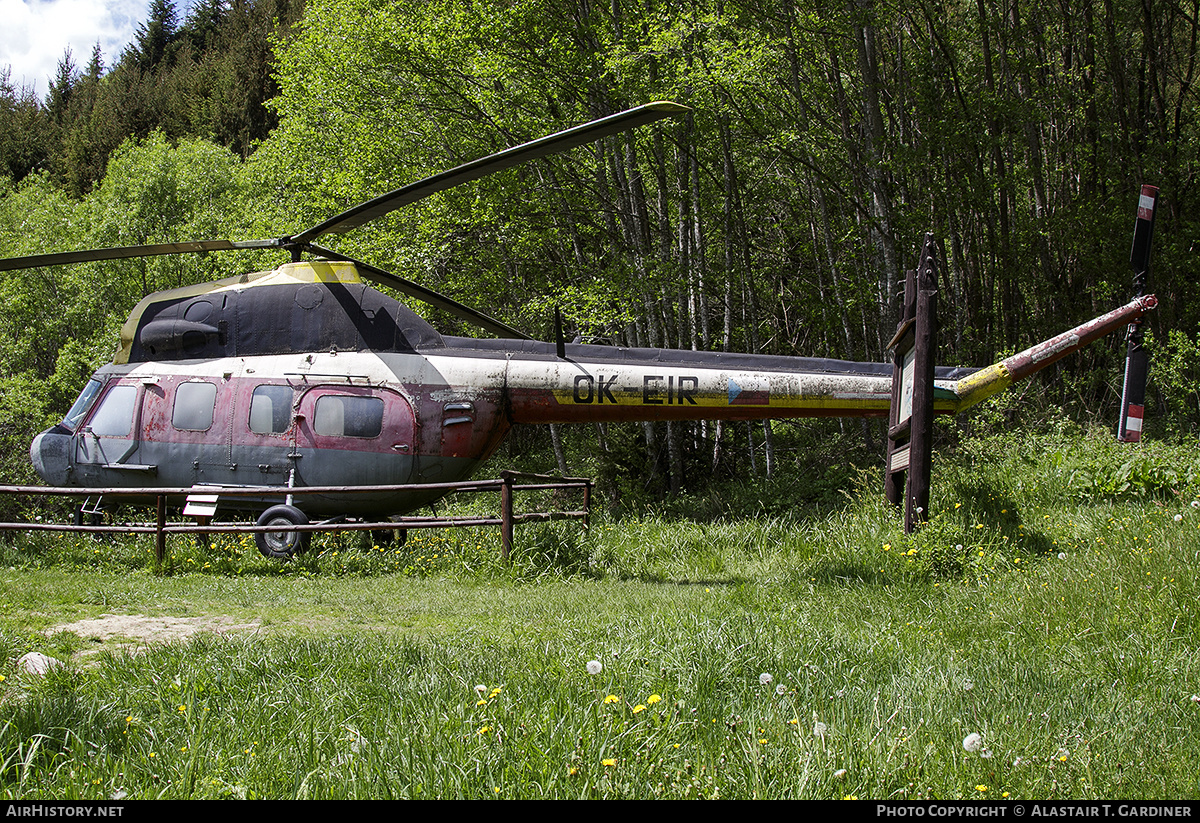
[975,785,988,793]
[602,758,616,767]
[963,732,983,752]
[586,660,603,675]
[604,694,621,705]
[632,704,646,714]
[1174,514,1184,523]
[759,672,773,686]
[647,694,661,704]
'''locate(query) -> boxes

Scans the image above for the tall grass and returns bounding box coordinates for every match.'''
[1,428,1198,799]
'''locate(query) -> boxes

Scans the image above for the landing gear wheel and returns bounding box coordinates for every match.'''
[255,505,310,560]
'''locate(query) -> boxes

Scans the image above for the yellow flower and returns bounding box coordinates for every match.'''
[604,694,621,705]
[602,758,616,767]
[478,725,491,735]
[647,694,662,704]
[632,704,646,714]
[975,785,988,792]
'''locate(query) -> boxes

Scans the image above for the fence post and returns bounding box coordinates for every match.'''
[155,495,167,570]
[500,472,514,563]
[583,481,592,530]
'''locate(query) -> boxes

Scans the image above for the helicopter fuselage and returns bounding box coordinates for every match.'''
[27,261,1157,519]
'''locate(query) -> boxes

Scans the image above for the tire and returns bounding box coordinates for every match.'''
[254,505,310,559]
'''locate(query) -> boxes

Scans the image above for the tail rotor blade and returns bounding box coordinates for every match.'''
[1117,184,1158,443]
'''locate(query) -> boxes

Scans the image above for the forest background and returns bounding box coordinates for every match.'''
[2,0,1199,508]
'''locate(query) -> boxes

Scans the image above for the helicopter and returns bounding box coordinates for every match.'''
[1,102,1158,559]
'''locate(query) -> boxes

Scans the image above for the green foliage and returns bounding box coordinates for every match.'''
[1148,328,1200,438]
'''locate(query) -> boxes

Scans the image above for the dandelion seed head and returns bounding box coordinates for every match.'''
[963,732,983,752]
[586,660,603,675]
[1174,514,1184,523]
[813,721,828,737]
[759,672,773,686]
[834,768,848,779]
[776,684,787,696]
[474,684,487,694]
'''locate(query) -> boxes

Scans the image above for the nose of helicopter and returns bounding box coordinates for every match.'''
[30,427,72,486]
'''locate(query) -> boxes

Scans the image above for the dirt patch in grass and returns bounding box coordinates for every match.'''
[51,613,262,646]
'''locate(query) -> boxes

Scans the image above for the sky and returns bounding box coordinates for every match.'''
[1,0,149,97]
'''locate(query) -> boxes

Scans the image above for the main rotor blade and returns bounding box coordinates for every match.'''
[306,243,531,340]
[293,101,690,244]
[0,238,285,272]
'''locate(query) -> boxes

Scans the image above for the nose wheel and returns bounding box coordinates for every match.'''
[255,504,311,559]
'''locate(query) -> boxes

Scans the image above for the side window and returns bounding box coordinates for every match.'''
[314,395,384,438]
[88,385,138,437]
[250,385,294,434]
[173,382,217,431]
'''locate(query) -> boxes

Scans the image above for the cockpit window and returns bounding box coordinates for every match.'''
[88,385,138,437]
[62,378,103,431]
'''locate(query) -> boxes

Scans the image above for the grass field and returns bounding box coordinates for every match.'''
[1,427,1198,799]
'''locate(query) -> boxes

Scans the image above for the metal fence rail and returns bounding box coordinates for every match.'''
[0,470,592,567]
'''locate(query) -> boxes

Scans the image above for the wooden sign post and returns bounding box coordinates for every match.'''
[885,234,938,533]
